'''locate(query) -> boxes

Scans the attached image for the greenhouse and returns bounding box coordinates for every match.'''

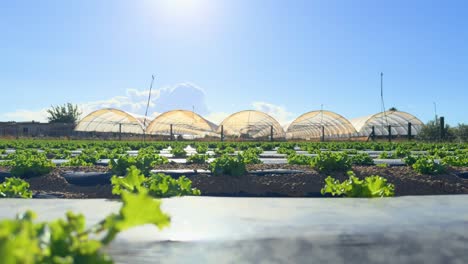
[217,110,285,139]
[145,110,218,139]
[74,108,144,134]
[286,110,357,140]
[350,110,424,137]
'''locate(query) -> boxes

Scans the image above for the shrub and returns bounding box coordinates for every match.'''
[350,153,374,165]
[311,152,351,173]
[412,157,446,175]
[287,153,313,165]
[7,150,55,178]
[210,154,246,177]
[186,154,208,164]
[0,177,32,198]
[321,171,395,198]
[111,166,201,197]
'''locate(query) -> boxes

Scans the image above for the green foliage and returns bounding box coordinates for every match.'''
[287,153,313,165]
[412,157,446,175]
[418,120,456,141]
[111,166,201,198]
[145,174,201,198]
[170,146,187,158]
[195,144,208,154]
[62,155,94,167]
[7,150,55,178]
[210,154,246,177]
[47,103,81,124]
[277,147,295,155]
[403,155,417,166]
[186,154,208,164]
[260,143,274,151]
[349,153,374,165]
[0,191,170,264]
[321,171,395,198]
[378,151,392,159]
[442,155,468,167]
[110,151,168,176]
[311,152,352,173]
[102,192,170,244]
[0,177,32,198]
[215,146,235,155]
[241,148,262,164]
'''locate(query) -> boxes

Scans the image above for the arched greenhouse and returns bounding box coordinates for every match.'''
[286,110,357,140]
[217,110,285,139]
[350,110,424,137]
[145,110,218,139]
[74,108,144,134]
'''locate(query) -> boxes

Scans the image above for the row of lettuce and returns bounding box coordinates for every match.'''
[1,146,456,200]
[0,164,396,263]
[0,143,466,179]
[0,139,467,154]
[1,140,465,263]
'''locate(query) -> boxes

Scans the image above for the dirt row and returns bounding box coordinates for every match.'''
[1,164,467,198]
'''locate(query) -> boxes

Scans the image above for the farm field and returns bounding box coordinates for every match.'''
[0,139,467,198]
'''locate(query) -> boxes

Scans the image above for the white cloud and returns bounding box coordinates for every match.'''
[0,108,48,122]
[251,101,295,126]
[0,84,297,128]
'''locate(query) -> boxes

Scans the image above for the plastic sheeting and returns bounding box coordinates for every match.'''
[217,110,285,139]
[286,110,357,139]
[74,109,144,134]
[146,110,218,138]
[350,111,424,136]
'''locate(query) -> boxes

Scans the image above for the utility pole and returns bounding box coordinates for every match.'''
[143,75,155,142]
[380,72,389,137]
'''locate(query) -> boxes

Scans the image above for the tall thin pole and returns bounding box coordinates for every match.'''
[143,75,155,141]
[380,72,388,135]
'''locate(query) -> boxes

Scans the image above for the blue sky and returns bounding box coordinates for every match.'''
[0,0,467,125]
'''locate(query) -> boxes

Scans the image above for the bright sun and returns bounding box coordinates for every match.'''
[159,0,206,18]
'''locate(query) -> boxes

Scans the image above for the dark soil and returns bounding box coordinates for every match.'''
[1,164,467,198]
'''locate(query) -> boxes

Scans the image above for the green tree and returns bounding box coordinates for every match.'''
[418,120,455,141]
[47,103,81,124]
[388,107,398,111]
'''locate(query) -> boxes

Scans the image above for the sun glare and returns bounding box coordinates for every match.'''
[159,0,207,20]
